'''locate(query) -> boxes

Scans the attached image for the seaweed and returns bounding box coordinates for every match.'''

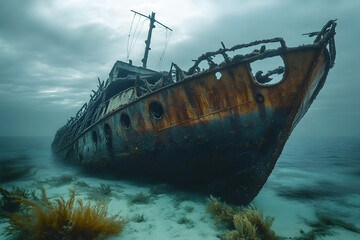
[205,196,237,228]
[173,192,191,208]
[42,174,75,187]
[206,196,278,240]
[184,205,194,213]
[177,216,195,228]
[0,186,29,214]
[352,169,360,177]
[276,181,342,201]
[315,214,360,233]
[74,180,90,188]
[98,184,112,196]
[131,213,147,223]
[0,156,34,183]
[87,184,113,202]
[149,183,172,195]
[295,213,360,240]
[3,188,126,240]
[223,205,277,240]
[127,192,151,205]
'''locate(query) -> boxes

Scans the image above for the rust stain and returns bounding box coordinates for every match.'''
[51,19,337,205]
[127,49,320,134]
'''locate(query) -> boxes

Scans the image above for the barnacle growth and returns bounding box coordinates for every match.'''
[206,196,277,240]
[4,188,126,240]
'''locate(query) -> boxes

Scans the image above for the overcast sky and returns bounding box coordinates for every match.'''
[0,0,359,138]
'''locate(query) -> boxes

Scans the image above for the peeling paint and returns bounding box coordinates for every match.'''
[52,20,336,204]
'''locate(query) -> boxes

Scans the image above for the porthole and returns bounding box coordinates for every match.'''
[149,101,164,120]
[120,113,131,129]
[249,56,285,85]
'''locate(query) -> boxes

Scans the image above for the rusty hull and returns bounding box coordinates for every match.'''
[54,43,330,204]
[52,20,337,204]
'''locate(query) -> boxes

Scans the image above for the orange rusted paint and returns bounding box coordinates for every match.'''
[52,20,336,204]
[129,49,319,134]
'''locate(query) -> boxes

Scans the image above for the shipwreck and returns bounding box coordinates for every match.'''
[52,13,337,205]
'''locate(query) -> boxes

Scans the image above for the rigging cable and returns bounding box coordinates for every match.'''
[129,15,141,53]
[126,13,136,61]
[128,19,147,62]
[126,14,147,62]
[157,27,172,70]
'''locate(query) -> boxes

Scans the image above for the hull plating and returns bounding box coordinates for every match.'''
[54,46,331,204]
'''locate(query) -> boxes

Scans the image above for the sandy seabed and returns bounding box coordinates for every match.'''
[1,136,360,239]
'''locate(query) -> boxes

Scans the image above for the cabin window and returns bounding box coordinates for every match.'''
[249,56,285,85]
[149,101,164,120]
[120,113,131,129]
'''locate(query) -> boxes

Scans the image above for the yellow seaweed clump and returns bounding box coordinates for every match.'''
[206,196,277,240]
[5,188,126,240]
[205,196,237,228]
[224,205,276,240]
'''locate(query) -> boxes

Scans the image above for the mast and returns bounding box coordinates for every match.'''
[131,10,172,68]
[142,12,155,69]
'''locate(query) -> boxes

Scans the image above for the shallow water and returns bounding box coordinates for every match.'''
[0,135,359,239]
[254,135,360,239]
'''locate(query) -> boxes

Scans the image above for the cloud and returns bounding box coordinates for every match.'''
[0,0,359,137]
[0,1,118,106]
